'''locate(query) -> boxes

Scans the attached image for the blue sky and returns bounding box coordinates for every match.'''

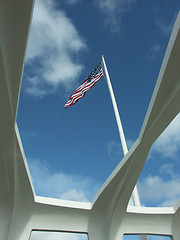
[17,0,180,239]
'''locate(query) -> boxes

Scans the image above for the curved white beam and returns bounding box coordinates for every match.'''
[139,12,180,143]
[0,1,34,239]
[0,0,34,121]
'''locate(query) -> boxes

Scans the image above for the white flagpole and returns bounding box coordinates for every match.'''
[102,55,148,240]
[102,55,141,207]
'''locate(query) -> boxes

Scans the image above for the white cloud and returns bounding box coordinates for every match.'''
[159,163,174,178]
[151,114,180,160]
[25,76,49,97]
[127,139,134,149]
[30,231,87,240]
[107,139,134,160]
[60,188,89,202]
[146,44,162,61]
[95,0,136,33]
[28,159,99,202]
[155,15,175,36]
[63,0,82,4]
[138,114,180,207]
[25,0,86,97]
[128,196,134,206]
[138,167,180,207]
[107,140,122,158]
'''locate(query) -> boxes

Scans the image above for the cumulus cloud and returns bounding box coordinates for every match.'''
[107,139,134,160]
[151,114,180,160]
[146,44,162,62]
[60,188,89,202]
[138,114,180,207]
[107,140,122,159]
[30,231,87,240]
[95,0,136,33]
[28,158,100,202]
[128,196,134,206]
[155,15,175,36]
[24,0,86,97]
[138,172,180,207]
[63,0,82,4]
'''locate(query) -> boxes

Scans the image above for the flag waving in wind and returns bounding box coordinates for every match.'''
[65,61,103,109]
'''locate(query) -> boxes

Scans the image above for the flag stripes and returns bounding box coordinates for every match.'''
[65,62,103,109]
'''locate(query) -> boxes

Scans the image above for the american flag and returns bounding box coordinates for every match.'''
[65,61,103,109]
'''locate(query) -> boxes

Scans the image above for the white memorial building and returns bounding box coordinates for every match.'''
[0,1,180,239]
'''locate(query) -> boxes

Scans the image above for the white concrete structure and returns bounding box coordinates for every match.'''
[0,1,180,239]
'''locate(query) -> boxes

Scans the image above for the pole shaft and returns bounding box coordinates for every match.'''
[102,56,141,207]
[102,56,128,156]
